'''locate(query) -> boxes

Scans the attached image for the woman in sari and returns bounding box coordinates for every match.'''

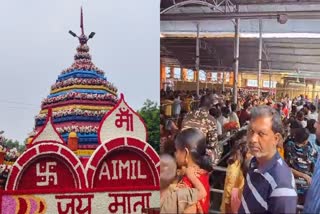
[174,128,212,213]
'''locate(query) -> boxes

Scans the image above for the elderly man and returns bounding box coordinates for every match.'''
[238,106,297,213]
[304,114,320,213]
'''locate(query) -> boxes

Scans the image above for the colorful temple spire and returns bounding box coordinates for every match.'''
[31,7,118,153]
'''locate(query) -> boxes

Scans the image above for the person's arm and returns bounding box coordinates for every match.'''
[268,188,297,214]
[291,168,312,185]
[185,167,207,201]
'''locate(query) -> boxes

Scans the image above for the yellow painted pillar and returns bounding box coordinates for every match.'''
[160,62,166,90]
[194,70,199,81]
[181,68,187,81]
[238,72,242,87]
[312,81,316,100]
[229,72,234,86]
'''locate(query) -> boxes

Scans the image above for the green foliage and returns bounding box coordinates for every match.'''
[137,100,160,154]
[3,139,25,153]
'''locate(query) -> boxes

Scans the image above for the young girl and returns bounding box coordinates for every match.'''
[174,128,212,213]
[220,130,251,214]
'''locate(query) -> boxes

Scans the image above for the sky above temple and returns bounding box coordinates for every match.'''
[0,0,159,143]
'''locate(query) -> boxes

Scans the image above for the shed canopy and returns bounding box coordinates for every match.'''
[161,0,320,79]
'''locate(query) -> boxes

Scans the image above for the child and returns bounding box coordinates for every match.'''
[220,131,252,214]
[174,128,212,213]
[285,128,318,204]
[160,154,206,214]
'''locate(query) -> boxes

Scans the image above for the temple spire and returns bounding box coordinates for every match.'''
[80,6,84,35]
[69,7,95,45]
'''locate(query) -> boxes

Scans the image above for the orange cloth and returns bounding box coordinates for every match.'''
[278,147,285,159]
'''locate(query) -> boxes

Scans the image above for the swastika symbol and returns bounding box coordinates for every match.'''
[36,162,58,187]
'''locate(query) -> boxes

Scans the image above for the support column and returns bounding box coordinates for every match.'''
[238,72,242,88]
[196,24,200,97]
[229,72,234,86]
[312,81,316,100]
[222,72,225,92]
[193,70,199,81]
[218,72,222,82]
[181,68,187,81]
[269,72,272,95]
[258,19,263,97]
[160,61,166,90]
[206,71,212,82]
[304,82,307,98]
[233,11,240,104]
[170,67,175,79]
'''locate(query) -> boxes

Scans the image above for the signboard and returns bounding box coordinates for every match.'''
[3,94,160,214]
[1,189,159,214]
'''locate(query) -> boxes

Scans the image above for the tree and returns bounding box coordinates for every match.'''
[137,100,160,154]
[3,139,25,153]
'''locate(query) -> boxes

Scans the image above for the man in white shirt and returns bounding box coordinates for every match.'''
[229,103,240,127]
[297,101,304,112]
[307,104,318,121]
[219,107,230,126]
[209,108,223,138]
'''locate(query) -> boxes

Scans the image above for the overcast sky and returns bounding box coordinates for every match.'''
[0,0,159,143]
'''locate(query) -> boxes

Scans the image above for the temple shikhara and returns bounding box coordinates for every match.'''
[0,8,159,214]
[32,7,118,154]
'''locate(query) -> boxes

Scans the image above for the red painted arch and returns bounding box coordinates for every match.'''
[5,143,87,190]
[86,137,159,189]
[97,93,148,144]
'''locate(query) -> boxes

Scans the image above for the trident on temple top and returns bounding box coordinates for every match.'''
[68,7,95,45]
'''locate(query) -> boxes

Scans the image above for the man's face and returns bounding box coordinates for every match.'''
[247,116,279,159]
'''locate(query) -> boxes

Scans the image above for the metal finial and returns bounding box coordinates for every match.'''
[69,7,95,45]
[80,6,84,35]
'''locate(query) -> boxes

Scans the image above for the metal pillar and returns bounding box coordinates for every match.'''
[269,72,272,95]
[160,61,166,90]
[312,82,316,100]
[222,72,225,92]
[196,24,200,97]
[258,19,263,97]
[233,13,240,104]
[305,83,307,97]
